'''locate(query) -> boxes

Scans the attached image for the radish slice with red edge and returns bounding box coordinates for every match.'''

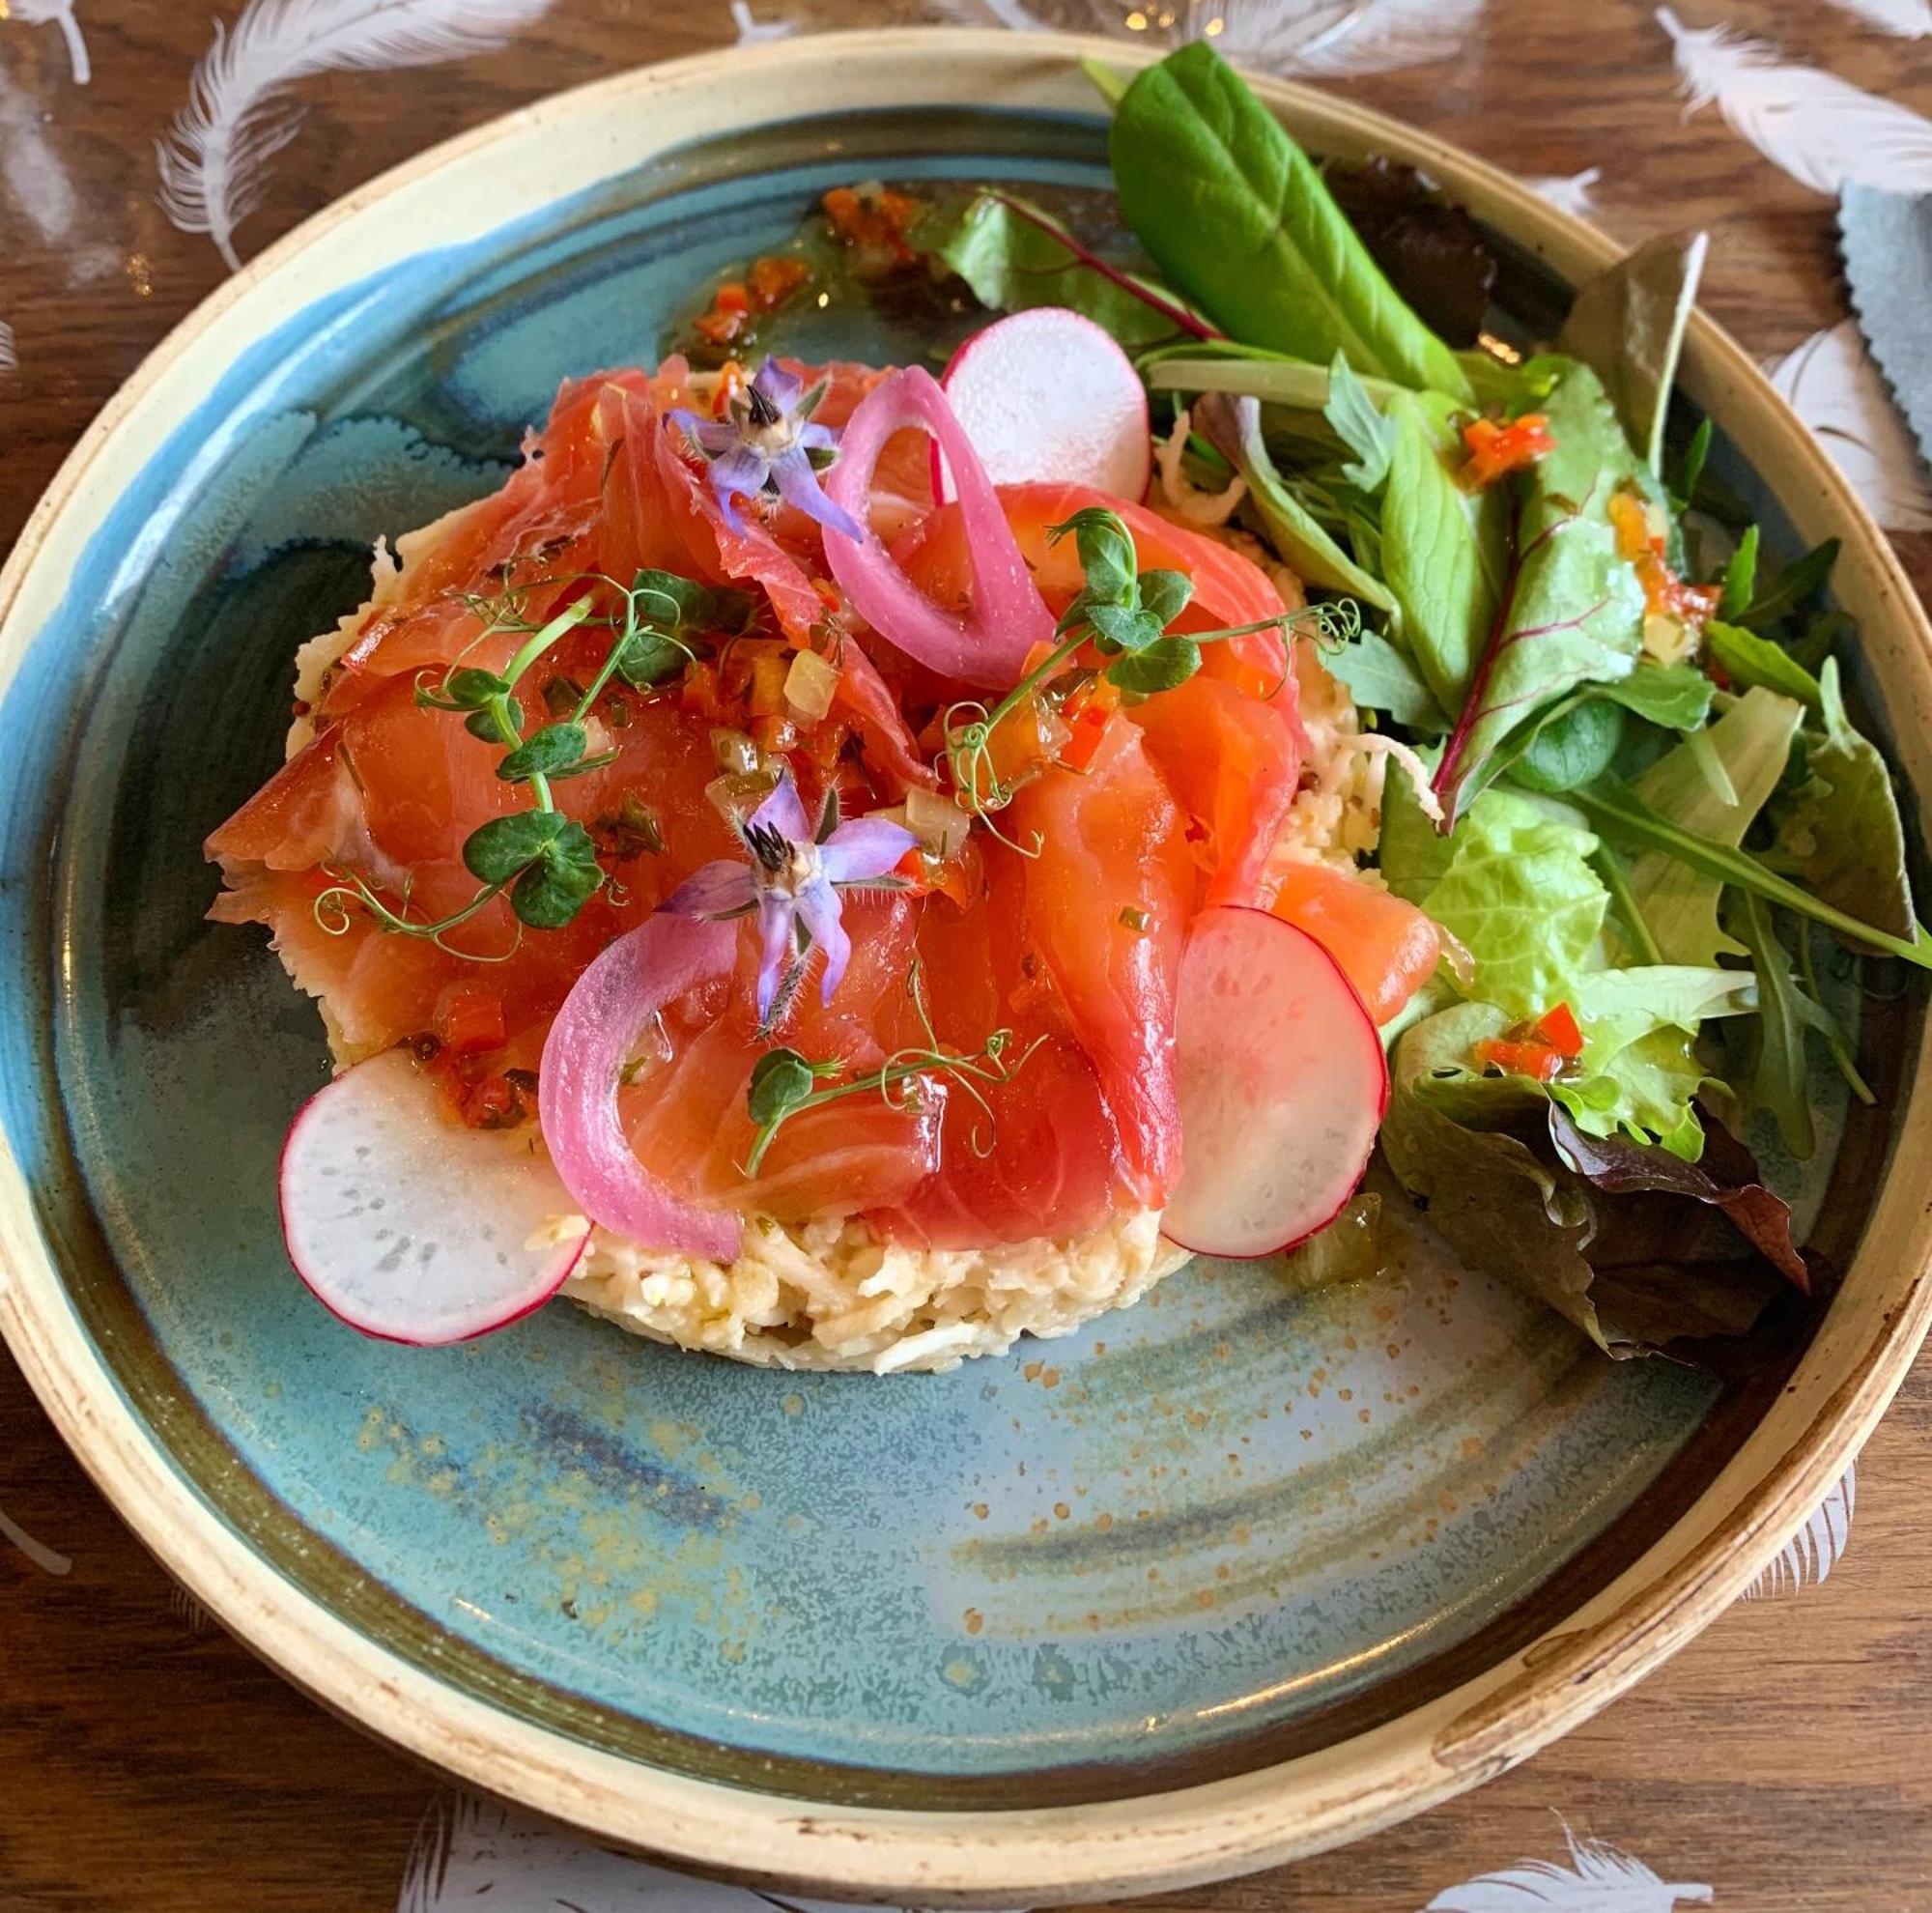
[822,365,1052,689]
[935,307,1151,504]
[1163,904,1388,1260]
[539,913,742,1263]
[279,1049,590,1345]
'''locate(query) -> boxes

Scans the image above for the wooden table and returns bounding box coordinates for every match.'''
[5,2,1931,1906]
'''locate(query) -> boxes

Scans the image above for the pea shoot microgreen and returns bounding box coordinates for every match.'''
[312,563,753,958]
[741,961,1045,1175]
[940,506,1357,834]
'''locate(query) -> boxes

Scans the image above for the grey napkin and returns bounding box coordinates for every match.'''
[1841,183,1932,470]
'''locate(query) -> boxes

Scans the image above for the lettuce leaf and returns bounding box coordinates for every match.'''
[1419,789,1606,1017]
[916,191,1201,352]
[1381,1005,1804,1358]
[1380,388,1506,713]
[1775,656,1917,942]
[1412,789,1754,1154]
[1432,362,1649,819]
[1558,964,1752,1158]
[1629,684,1804,964]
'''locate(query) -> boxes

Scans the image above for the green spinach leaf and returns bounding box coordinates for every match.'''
[1110,43,1472,397]
[1509,697,1626,793]
[1380,389,1505,711]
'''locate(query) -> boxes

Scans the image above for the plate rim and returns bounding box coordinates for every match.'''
[2,25,1929,1903]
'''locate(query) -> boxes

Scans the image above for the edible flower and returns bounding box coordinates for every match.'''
[670,357,863,541]
[663,775,916,1023]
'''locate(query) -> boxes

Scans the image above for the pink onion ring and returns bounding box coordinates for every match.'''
[538,914,741,1262]
[823,366,1052,689]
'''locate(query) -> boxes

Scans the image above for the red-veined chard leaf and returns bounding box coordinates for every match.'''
[1431,361,1649,824]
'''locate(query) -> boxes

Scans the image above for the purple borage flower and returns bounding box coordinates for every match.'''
[669,357,864,543]
[662,776,917,1026]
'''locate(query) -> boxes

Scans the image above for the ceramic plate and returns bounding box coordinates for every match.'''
[2,30,1928,1904]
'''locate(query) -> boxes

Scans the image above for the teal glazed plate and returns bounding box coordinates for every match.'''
[3,31,1930,1904]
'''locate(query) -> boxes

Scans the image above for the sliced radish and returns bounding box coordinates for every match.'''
[1163,905,1388,1260]
[279,1048,590,1346]
[935,307,1151,504]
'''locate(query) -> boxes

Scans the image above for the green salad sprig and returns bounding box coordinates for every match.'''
[908,37,1927,1359]
[314,566,752,956]
[742,961,1045,1175]
[940,505,1355,839]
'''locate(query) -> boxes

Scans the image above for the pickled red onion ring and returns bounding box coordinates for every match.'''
[538,914,741,1261]
[822,366,1052,689]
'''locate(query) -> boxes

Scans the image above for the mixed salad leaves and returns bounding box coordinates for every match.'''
[905,42,1922,1358]
[242,41,1921,1364]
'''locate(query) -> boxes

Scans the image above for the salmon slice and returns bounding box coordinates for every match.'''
[894,480,1304,708]
[1267,861,1441,1026]
[1006,715,1194,1204]
[880,843,1124,1248]
[619,894,939,1221]
[1130,673,1302,910]
[211,358,1309,1250]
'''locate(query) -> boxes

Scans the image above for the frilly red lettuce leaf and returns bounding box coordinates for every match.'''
[1381,1004,1812,1360]
[1323,157,1498,351]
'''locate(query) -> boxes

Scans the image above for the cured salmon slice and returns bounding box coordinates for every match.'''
[209,358,1315,1247]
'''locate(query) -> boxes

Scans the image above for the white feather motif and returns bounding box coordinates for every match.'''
[0,1500,71,1575]
[1823,0,1931,37]
[1524,167,1604,217]
[1744,1462,1857,1599]
[728,0,795,43]
[7,0,91,82]
[157,0,555,272]
[397,1792,872,1913]
[1656,7,1932,195]
[0,321,16,376]
[928,0,1482,75]
[1269,0,1485,76]
[1764,323,1932,531]
[1427,1824,1714,1911]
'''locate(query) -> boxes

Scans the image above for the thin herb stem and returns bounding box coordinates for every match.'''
[1572,782,1932,971]
[1592,842,1662,966]
[983,192,1224,343]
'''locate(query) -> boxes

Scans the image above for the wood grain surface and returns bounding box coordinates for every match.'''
[4,2,1932,1907]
